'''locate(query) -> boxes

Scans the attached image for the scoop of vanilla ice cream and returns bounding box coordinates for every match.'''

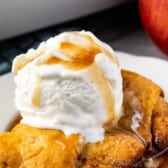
[12,31,123,143]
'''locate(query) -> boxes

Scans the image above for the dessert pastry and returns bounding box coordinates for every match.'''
[0,124,81,168]
[119,70,163,146]
[0,31,168,168]
[1,70,168,167]
[0,123,144,168]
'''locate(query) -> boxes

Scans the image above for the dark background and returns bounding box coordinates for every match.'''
[0,1,166,75]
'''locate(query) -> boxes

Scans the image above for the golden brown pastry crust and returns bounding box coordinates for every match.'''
[78,133,144,168]
[0,133,22,168]
[0,124,145,168]
[119,70,163,145]
[152,97,168,149]
[0,124,81,168]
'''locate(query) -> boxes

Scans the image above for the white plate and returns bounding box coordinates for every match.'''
[0,51,168,132]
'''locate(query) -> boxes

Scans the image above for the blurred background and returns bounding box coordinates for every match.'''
[0,0,166,75]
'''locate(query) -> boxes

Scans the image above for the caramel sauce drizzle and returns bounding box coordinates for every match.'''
[14,33,118,72]
[40,40,100,70]
[38,34,101,69]
[88,63,115,125]
[32,75,41,107]
[15,33,118,113]
[37,36,116,119]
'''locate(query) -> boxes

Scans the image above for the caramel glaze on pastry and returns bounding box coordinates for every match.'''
[0,70,168,168]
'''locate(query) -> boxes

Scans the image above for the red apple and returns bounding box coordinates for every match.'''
[139,0,168,55]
